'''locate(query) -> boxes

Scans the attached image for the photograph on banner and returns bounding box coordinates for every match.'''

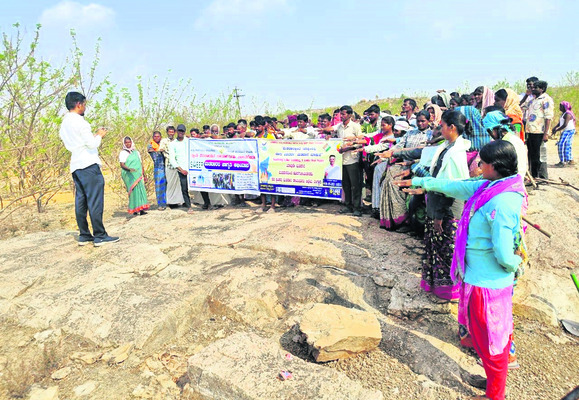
[257,139,343,199]
[188,139,260,195]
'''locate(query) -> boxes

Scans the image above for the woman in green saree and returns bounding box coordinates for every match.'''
[119,136,149,215]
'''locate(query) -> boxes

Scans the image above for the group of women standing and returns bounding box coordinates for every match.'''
[360,90,534,399]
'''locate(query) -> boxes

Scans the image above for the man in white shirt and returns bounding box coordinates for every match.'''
[169,124,195,213]
[336,105,364,216]
[59,92,119,247]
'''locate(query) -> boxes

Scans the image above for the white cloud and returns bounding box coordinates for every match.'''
[194,0,288,30]
[39,1,115,29]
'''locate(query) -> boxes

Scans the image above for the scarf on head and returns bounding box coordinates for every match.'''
[428,104,443,126]
[482,86,495,109]
[438,92,452,109]
[561,101,576,121]
[123,136,136,153]
[451,174,526,282]
[483,110,514,133]
[503,88,523,119]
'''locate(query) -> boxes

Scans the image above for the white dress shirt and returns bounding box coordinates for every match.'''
[59,112,102,173]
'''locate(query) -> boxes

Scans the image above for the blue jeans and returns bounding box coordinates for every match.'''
[72,164,107,240]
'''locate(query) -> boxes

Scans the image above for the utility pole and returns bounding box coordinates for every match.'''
[233,86,244,118]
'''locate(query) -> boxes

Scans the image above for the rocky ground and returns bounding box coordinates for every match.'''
[0,144,578,400]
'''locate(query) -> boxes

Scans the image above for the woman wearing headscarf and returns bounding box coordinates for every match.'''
[483,111,528,177]
[437,92,452,110]
[396,140,526,400]
[494,89,525,142]
[551,101,576,167]
[427,104,443,127]
[473,86,495,112]
[119,136,149,216]
[147,131,167,210]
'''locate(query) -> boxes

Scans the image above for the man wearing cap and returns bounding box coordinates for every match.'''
[169,124,194,213]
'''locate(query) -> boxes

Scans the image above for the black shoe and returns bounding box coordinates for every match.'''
[94,236,120,247]
[339,207,353,214]
[371,208,380,219]
[352,210,362,217]
[78,236,94,246]
[202,203,210,210]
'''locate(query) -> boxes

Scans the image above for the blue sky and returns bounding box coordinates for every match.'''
[1,0,578,113]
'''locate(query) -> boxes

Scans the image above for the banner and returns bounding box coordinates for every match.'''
[257,139,342,199]
[188,139,260,195]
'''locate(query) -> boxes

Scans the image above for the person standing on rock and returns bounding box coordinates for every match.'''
[59,92,119,247]
[169,124,194,214]
[162,125,184,208]
[395,140,525,400]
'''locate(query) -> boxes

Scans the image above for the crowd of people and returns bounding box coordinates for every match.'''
[60,77,575,399]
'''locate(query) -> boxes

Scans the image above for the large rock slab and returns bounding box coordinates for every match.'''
[186,332,382,400]
[299,303,382,362]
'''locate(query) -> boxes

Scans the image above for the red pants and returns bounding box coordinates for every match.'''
[469,286,510,400]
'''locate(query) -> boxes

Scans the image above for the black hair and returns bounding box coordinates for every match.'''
[416,109,430,121]
[403,98,417,109]
[191,128,200,134]
[384,109,392,115]
[460,94,473,105]
[333,108,340,114]
[534,80,548,91]
[237,119,247,125]
[255,116,265,125]
[479,140,518,178]
[339,105,353,114]
[441,110,469,135]
[227,122,236,129]
[329,154,336,159]
[272,117,278,122]
[153,130,161,137]
[65,92,86,111]
[449,97,460,106]
[354,112,361,120]
[473,86,484,95]
[381,116,395,127]
[264,116,272,124]
[484,105,505,114]
[367,104,380,114]
[249,121,257,127]
[450,92,460,98]
[297,113,308,122]
[166,125,175,132]
[202,125,210,130]
[495,89,508,102]
[318,113,331,122]
[431,95,443,106]
[526,76,539,83]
